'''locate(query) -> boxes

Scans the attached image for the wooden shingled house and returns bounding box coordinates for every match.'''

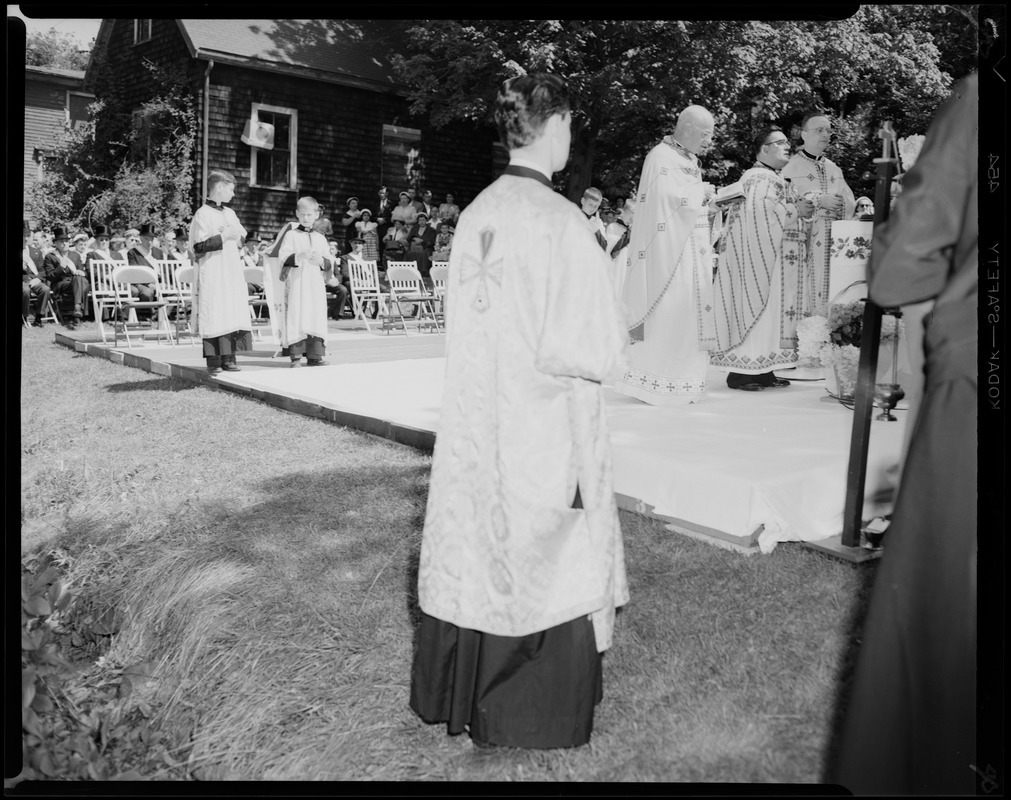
[84,18,503,237]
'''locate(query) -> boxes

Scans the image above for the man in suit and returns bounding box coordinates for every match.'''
[42,226,90,329]
[166,227,191,266]
[125,222,161,305]
[22,221,51,327]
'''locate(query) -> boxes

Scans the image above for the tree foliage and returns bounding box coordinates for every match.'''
[25,61,197,235]
[26,28,92,71]
[392,9,977,202]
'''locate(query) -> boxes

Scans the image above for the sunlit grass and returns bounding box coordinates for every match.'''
[20,324,875,782]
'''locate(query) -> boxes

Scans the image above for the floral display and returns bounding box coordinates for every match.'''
[796,300,903,372]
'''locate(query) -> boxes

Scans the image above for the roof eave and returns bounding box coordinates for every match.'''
[193,50,409,97]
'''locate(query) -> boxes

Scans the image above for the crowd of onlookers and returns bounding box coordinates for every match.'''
[22,185,463,328]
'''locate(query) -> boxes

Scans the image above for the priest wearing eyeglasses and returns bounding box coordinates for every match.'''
[781,113,856,317]
[709,128,816,391]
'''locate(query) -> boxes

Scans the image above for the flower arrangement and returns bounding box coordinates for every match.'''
[796,300,903,371]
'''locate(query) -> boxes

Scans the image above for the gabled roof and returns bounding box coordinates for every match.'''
[175,19,407,93]
[25,64,87,87]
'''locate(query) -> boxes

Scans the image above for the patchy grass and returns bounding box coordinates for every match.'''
[17,323,876,783]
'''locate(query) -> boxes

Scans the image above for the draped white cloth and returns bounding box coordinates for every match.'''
[418,169,629,652]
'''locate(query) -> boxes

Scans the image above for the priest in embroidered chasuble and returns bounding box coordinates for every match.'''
[410,74,629,750]
[614,105,718,405]
[781,113,856,317]
[188,170,252,373]
[710,128,814,389]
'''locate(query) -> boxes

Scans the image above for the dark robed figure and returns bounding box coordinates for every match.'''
[828,73,978,796]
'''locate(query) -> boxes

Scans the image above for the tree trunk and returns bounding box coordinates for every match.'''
[564,116,600,202]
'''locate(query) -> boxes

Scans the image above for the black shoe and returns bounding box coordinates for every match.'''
[207,366,222,375]
[757,371,791,388]
[728,382,765,391]
[306,359,329,367]
[221,363,241,372]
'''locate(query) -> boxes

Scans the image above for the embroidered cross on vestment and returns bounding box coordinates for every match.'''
[460,227,504,312]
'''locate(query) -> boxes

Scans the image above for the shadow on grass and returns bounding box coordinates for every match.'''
[819,558,880,781]
[105,377,202,393]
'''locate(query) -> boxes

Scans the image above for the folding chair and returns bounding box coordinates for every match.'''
[347,259,388,333]
[243,266,271,339]
[110,264,173,348]
[173,266,198,344]
[429,263,449,318]
[88,260,120,343]
[156,260,186,347]
[385,262,441,335]
[38,295,61,325]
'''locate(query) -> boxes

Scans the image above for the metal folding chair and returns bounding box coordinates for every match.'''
[429,262,449,318]
[110,264,173,348]
[87,260,120,343]
[347,259,388,332]
[385,262,441,334]
[242,266,271,339]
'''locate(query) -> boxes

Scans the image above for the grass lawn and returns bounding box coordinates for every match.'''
[17,321,877,783]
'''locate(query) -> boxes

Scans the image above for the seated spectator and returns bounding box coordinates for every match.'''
[853,196,875,220]
[33,230,53,256]
[432,222,454,262]
[124,228,142,253]
[391,191,419,227]
[240,231,264,296]
[125,223,161,309]
[437,193,461,226]
[313,206,334,239]
[383,219,410,265]
[109,233,128,259]
[84,224,119,321]
[355,209,381,262]
[166,227,192,266]
[68,233,94,318]
[42,226,90,329]
[22,221,51,327]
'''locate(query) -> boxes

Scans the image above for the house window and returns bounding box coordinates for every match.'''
[382,124,423,193]
[133,19,153,44]
[67,92,93,132]
[249,103,297,191]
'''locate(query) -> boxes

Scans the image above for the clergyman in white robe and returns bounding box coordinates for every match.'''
[710,164,806,378]
[615,135,717,404]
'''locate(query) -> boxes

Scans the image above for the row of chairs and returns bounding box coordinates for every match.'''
[87,260,193,348]
[84,258,450,348]
[349,260,448,335]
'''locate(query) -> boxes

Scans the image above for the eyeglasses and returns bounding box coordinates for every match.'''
[805,126,833,136]
[763,138,790,148]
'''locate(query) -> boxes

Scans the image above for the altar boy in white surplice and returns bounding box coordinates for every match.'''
[411,73,629,751]
[264,196,333,367]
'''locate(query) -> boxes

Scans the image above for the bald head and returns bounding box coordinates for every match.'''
[674,105,715,155]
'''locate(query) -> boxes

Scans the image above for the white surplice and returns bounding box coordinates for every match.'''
[188,203,251,339]
[264,224,330,347]
[710,165,805,373]
[781,151,856,317]
[417,168,629,652]
[614,137,716,405]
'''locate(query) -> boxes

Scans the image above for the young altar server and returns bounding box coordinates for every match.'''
[264,196,333,367]
[410,73,629,749]
[189,170,253,374]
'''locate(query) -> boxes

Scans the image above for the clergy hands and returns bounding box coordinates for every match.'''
[795,198,816,218]
[817,194,845,216]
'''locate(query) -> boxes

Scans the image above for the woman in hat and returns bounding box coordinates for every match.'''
[167,227,191,266]
[391,190,419,227]
[341,197,363,252]
[125,222,162,307]
[354,209,380,261]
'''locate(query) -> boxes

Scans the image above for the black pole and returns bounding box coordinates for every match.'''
[840,123,897,548]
